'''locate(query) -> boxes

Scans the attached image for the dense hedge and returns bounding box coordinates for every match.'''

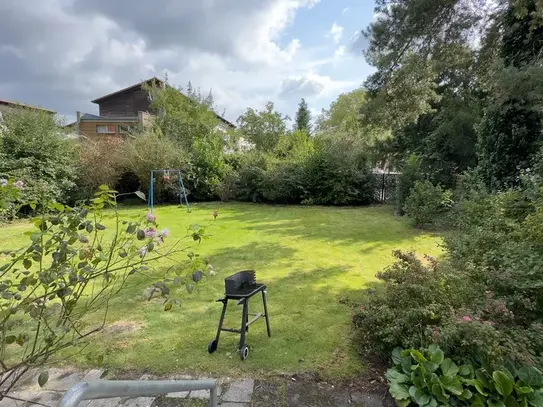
[1,105,379,214]
[220,135,377,206]
[353,158,543,368]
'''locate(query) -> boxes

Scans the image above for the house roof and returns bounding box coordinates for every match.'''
[90,77,236,129]
[0,99,56,114]
[79,113,139,123]
[91,77,162,104]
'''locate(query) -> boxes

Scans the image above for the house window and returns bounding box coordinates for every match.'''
[118,125,137,135]
[96,125,116,134]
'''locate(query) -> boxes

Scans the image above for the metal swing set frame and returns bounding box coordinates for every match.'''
[147,169,190,213]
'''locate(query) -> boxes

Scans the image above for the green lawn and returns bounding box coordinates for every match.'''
[0,203,441,378]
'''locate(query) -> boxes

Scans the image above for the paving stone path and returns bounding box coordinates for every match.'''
[0,368,392,407]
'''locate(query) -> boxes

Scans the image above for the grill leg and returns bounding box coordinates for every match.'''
[262,290,271,337]
[215,299,228,343]
[239,298,248,350]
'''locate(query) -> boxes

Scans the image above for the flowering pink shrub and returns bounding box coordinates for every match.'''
[145,228,157,238]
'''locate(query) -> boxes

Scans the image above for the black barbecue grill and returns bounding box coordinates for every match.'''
[207,270,271,360]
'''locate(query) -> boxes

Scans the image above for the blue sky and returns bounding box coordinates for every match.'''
[0,0,377,124]
[274,0,376,121]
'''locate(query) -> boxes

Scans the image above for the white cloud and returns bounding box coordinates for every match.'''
[329,22,344,44]
[0,0,364,122]
[342,7,349,13]
[349,31,369,55]
[279,72,355,100]
[334,45,346,59]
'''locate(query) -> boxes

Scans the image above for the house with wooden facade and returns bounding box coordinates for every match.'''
[75,77,236,140]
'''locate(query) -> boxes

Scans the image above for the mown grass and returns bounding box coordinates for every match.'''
[0,202,442,378]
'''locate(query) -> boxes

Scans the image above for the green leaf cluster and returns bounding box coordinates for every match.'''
[387,346,543,407]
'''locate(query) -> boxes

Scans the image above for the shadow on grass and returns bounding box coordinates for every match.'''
[207,241,298,270]
[215,203,433,247]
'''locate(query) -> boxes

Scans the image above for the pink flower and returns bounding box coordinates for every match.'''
[462,316,472,322]
[146,213,156,222]
[14,180,24,189]
[0,179,7,187]
[145,228,157,238]
[155,229,169,245]
[359,306,365,311]
[137,246,147,258]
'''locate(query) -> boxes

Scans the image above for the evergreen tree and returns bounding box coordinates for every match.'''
[294,98,312,134]
[478,0,543,189]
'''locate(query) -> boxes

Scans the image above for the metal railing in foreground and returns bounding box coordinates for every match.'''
[59,379,218,407]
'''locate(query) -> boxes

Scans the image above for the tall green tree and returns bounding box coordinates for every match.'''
[236,102,289,152]
[477,0,543,189]
[360,0,484,130]
[359,0,494,183]
[146,78,228,200]
[294,98,312,134]
[148,80,220,150]
[316,88,366,134]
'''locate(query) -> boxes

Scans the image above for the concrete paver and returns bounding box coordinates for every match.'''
[187,390,209,400]
[118,397,155,407]
[41,368,87,391]
[164,392,189,399]
[0,367,388,407]
[81,397,123,407]
[221,380,254,403]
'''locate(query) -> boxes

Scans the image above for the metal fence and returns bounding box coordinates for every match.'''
[59,379,218,407]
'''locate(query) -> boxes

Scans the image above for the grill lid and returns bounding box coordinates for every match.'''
[224,270,257,295]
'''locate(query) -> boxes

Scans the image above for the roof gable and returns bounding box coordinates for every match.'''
[0,99,56,114]
[91,77,162,104]
[90,77,236,128]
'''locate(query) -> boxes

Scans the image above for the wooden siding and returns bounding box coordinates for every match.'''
[98,88,152,117]
[78,120,138,141]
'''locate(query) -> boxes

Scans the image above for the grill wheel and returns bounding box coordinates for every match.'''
[240,345,249,360]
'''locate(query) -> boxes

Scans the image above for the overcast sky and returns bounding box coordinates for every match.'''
[0,0,375,124]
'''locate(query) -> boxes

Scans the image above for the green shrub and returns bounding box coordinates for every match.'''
[0,178,23,222]
[303,135,376,205]
[274,130,314,160]
[396,154,424,215]
[120,131,190,201]
[352,251,477,359]
[230,134,376,206]
[73,138,124,202]
[260,160,305,203]
[217,167,238,202]
[233,152,267,202]
[404,181,453,227]
[353,241,543,366]
[0,110,78,210]
[189,133,229,200]
[477,101,542,190]
[387,344,543,407]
